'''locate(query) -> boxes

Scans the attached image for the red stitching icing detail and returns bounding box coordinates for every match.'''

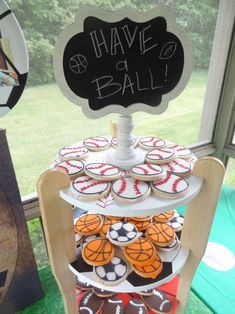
[87,164,105,170]
[116,178,126,195]
[153,173,171,187]
[140,137,155,144]
[91,137,108,142]
[173,159,189,170]
[158,148,173,153]
[100,166,116,175]
[173,177,184,192]
[140,137,163,146]
[147,153,162,159]
[61,148,87,156]
[80,181,107,192]
[168,145,189,152]
[63,146,84,151]
[84,141,99,147]
[152,139,163,146]
[66,161,83,170]
[76,177,93,184]
[133,165,148,174]
[164,163,174,172]
[133,180,142,195]
[87,164,116,175]
[55,164,69,173]
[177,147,190,153]
[146,164,161,172]
[85,137,108,143]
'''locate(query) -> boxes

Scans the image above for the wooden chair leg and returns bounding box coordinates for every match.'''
[37,169,77,314]
[176,157,225,313]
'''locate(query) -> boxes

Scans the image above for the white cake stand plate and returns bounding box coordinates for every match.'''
[69,244,189,293]
[61,174,202,217]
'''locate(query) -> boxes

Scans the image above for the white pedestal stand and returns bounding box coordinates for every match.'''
[106,115,145,169]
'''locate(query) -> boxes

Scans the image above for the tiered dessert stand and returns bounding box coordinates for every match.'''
[37,5,225,314]
[37,126,224,313]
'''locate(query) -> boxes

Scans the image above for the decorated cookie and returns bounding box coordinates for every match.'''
[153,209,175,223]
[107,222,139,247]
[145,147,177,164]
[155,235,180,252]
[111,137,118,148]
[127,219,152,232]
[151,173,189,199]
[92,287,116,298]
[166,143,192,160]
[169,213,184,232]
[72,176,111,201]
[59,145,88,161]
[132,254,163,279]
[82,238,115,266]
[162,158,191,177]
[78,290,104,314]
[81,234,101,248]
[75,214,103,236]
[124,297,147,314]
[188,154,198,169]
[76,279,93,291]
[111,137,138,148]
[111,177,150,204]
[83,136,110,151]
[140,288,172,314]
[85,163,121,181]
[130,164,166,181]
[106,215,123,220]
[123,237,156,266]
[138,289,154,296]
[94,256,128,286]
[130,216,153,221]
[138,136,166,150]
[146,223,175,247]
[99,217,120,238]
[101,295,124,314]
[54,160,85,180]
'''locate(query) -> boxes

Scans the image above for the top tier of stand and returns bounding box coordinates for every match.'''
[55,116,203,217]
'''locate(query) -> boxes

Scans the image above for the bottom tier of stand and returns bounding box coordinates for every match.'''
[69,243,189,293]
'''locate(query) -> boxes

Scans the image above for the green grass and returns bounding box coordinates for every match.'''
[1,69,207,196]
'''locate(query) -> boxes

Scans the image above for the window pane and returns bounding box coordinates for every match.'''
[232,132,235,145]
[2,1,220,195]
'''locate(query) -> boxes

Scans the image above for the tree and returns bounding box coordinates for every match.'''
[8,0,219,84]
[131,0,219,67]
[8,0,78,85]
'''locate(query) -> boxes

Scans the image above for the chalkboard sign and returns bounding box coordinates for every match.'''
[54,5,193,118]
